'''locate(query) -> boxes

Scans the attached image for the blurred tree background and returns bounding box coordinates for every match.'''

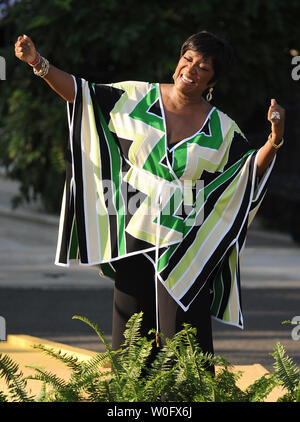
[0,0,299,238]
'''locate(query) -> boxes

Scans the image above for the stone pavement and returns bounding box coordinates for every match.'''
[0,173,299,371]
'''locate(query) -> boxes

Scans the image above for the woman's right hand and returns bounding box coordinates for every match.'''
[14,34,75,103]
[15,35,38,64]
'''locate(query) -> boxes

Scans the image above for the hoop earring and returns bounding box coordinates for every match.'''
[206,87,213,102]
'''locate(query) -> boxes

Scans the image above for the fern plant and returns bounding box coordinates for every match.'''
[0,313,299,402]
[0,353,34,402]
[271,342,300,402]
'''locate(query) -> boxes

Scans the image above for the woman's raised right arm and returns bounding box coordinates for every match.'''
[15,35,75,103]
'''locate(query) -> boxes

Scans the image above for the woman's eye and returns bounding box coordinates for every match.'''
[184,56,192,62]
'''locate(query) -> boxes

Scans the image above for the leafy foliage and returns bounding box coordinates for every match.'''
[0,312,299,402]
[0,0,299,211]
[0,352,34,402]
[271,342,300,402]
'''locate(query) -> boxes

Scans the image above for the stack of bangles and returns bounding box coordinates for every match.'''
[28,52,50,78]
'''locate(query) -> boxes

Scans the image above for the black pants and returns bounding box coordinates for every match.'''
[111,253,214,367]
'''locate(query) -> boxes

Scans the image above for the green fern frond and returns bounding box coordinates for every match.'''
[33,344,81,372]
[72,315,128,400]
[244,373,279,402]
[213,354,233,370]
[214,368,245,402]
[271,342,300,393]
[122,312,144,349]
[8,374,33,402]
[85,378,115,402]
[120,341,153,382]
[35,382,49,402]
[154,325,217,402]
[117,313,155,381]
[277,392,296,402]
[0,353,34,402]
[68,366,112,400]
[119,312,154,380]
[144,365,177,401]
[81,352,111,377]
[181,323,199,349]
[145,342,177,398]
[295,381,300,402]
[124,337,153,379]
[0,390,8,402]
[0,353,19,383]
[72,315,121,375]
[25,366,67,391]
[136,337,154,366]
[26,367,83,402]
[72,315,110,349]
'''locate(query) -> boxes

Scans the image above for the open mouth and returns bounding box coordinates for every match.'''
[181,74,195,85]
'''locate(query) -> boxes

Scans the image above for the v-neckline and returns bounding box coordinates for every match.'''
[157,83,215,153]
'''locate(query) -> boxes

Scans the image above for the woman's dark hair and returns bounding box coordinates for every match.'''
[180,31,234,84]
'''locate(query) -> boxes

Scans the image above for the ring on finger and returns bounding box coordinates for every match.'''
[271,111,281,120]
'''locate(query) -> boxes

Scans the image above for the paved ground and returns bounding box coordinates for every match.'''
[0,174,300,371]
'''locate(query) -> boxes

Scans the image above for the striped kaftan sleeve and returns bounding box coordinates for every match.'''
[55,77,129,267]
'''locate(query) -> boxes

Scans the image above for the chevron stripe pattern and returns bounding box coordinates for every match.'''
[55,78,274,328]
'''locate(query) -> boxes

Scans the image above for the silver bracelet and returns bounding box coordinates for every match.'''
[33,56,50,78]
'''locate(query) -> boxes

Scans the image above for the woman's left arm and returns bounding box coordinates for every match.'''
[256,98,285,177]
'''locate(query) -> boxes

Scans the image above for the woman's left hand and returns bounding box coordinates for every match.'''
[267,98,285,143]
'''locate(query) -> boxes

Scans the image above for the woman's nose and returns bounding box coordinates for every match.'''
[187,62,197,74]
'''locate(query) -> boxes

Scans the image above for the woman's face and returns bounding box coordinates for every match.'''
[173,50,215,96]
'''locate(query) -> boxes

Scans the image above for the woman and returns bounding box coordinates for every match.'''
[15,31,285,367]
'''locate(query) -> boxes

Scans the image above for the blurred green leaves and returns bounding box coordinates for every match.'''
[0,0,299,212]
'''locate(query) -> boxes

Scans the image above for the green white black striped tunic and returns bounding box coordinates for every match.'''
[55,78,274,329]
